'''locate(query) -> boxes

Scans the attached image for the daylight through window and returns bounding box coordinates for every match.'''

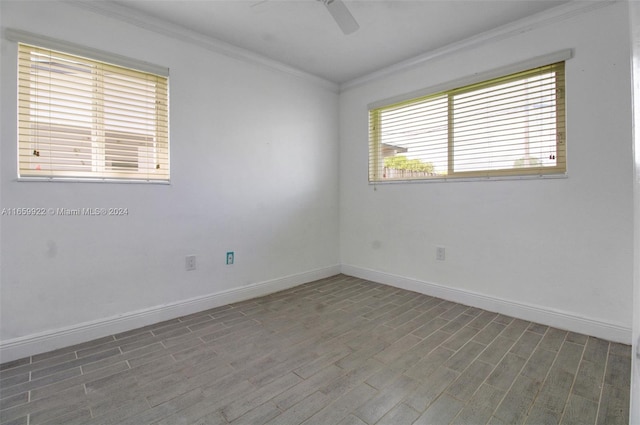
[18,43,169,182]
[369,62,566,182]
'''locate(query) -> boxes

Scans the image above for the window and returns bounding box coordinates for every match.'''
[369,62,566,182]
[18,43,169,182]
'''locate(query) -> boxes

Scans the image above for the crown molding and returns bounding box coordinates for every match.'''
[62,0,340,94]
[340,0,616,92]
[61,0,615,95]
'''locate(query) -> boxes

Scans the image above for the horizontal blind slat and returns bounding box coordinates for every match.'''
[369,61,565,181]
[18,43,169,181]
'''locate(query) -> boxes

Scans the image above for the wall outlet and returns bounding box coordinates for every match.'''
[226,251,234,265]
[185,255,196,271]
[436,246,446,261]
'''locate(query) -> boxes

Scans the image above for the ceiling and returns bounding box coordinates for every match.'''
[108,0,572,85]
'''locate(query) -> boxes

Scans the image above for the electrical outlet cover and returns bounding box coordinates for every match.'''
[185,255,196,271]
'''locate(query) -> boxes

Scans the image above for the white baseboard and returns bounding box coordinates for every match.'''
[0,265,341,363]
[341,264,632,345]
[1,263,630,363]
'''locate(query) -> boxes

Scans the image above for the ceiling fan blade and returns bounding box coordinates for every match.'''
[324,0,359,35]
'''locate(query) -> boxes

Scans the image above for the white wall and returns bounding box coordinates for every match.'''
[339,2,634,342]
[0,1,340,360]
[629,1,640,422]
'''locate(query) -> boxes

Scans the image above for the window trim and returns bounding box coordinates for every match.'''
[368,50,572,184]
[367,50,572,111]
[6,29,169,77]
[9,30,170,184]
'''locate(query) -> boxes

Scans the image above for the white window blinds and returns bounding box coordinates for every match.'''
[18,43,169,182]
[369,62,566,182]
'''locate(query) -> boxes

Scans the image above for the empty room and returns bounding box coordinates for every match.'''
[1,0,639,424]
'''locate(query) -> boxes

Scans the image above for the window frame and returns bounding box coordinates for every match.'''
[368,51,571,184]
[8,29,170,184]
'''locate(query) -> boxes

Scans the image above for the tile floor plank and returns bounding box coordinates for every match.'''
[561,393,598,425]
[454,383,505,425]
[301,383,377,425]
[405,366,459,412]
[413,393,465,425]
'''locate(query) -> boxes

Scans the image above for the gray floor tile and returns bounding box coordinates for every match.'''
[302,383,377,425]
[190,409,228,425]
[510,331,543,359]
[582,337,609,364]
[405,366,459,411]
[553,341,584,374]
[117,387,204,425]
[402,345,455,382]
[0,359,30,372]
[293,347,351,379]
[608,342,631,358]
[230,401,282,425]
[565,332,588,345]
[264,391,330,425]
[0,353,76,380]
[0,367,82,399]
[445,360,494,401]
[472,321,507,346]
[0,373,29,389]
[1,417,27,425]
[376,403,420,425]
[525,406,561,425]
[155,379,253,425]
[468,311,499,330]
[413,394,464,425]
[0,393,28,411]
[443,341,486,372]
[272,367,341,411]
[39,407,92,425]
[442,326,481,351]
[538,328,568,352]
[501,319,530,341]
[485,353,526,391]
[493,375,541,424]
[572,359,605,402]
[1,385,85,425]
[411,317,450,339]
[561,393,598,425]
[604,353,631,389]
[354,374,419,423]
[224,372,302,421]
[319,357,382,398]
[533,368,575,413]
[337,414,368,425]
[521,347,556,383]
[478,336,517,365]
[440,313,475,334]
[527,322,549,335]
[596,384,631,425]
[373,334,423,364]
[454,383,505,425]
[88,395,149,424]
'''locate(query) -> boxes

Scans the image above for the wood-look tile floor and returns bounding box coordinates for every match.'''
[0,275,632,425]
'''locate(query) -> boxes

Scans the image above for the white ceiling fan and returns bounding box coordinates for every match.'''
[318,0,359,35]
[252,0,359,35]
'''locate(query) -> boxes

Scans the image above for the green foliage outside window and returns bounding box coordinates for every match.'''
[384,156,434,173]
